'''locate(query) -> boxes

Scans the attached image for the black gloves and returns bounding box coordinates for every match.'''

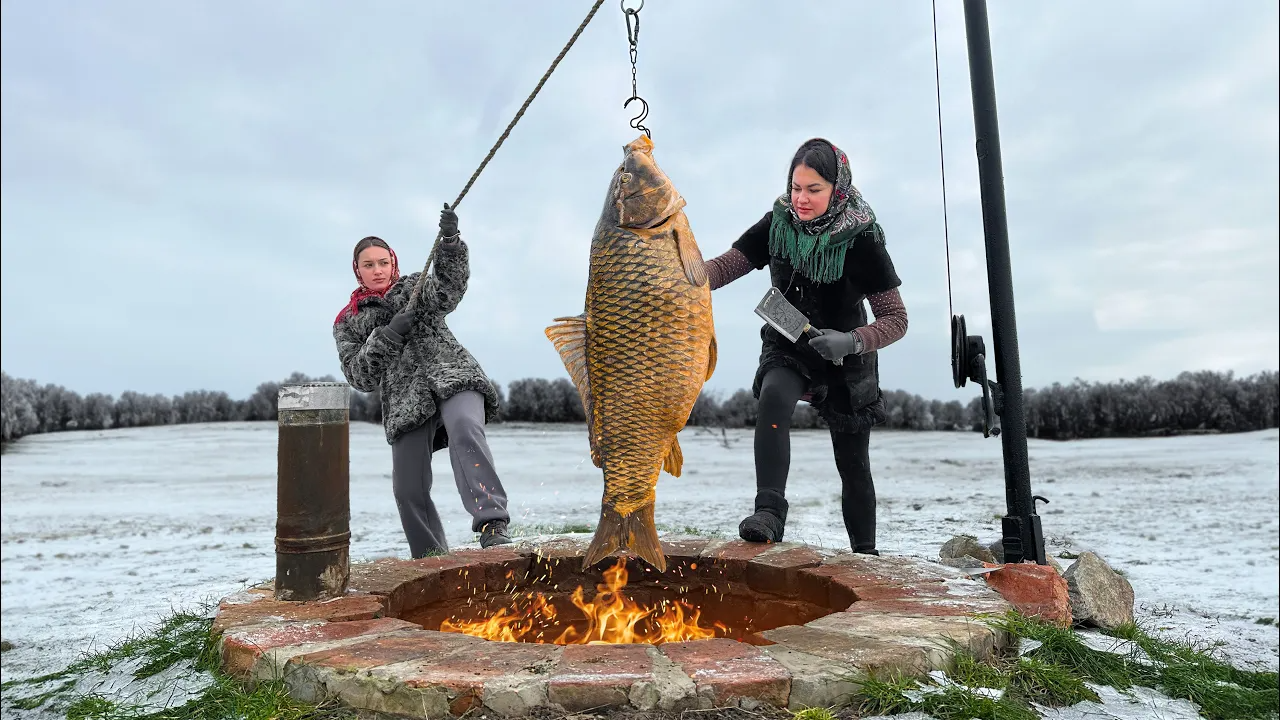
[440,203,459,238]
[808,329,863,362]
[387,309,414,338]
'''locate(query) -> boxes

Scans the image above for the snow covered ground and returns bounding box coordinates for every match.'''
[2,422,1277,686]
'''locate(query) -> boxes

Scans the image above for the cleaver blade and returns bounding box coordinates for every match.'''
[754,287,843,366]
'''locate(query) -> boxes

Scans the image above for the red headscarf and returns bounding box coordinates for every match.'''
[334,243,401,326]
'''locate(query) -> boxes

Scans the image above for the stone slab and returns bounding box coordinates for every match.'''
[212,594,385,634]
[546,643,657,712]
[220,617,417,679]
[291,629,482,673]
[761,624,929,677]
[744,545,827,598]
[660,638,790,708]
[382,639,561,717]
[806,611,1000,667]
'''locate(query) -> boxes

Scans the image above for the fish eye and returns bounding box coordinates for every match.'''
[620,172,633,183]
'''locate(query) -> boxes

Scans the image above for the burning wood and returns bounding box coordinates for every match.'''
[438,558,727,645]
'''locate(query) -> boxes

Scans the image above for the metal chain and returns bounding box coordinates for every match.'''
[622,0,650,137]
[410,0,608,304]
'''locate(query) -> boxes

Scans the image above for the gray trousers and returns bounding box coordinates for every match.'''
[391,390,509,558]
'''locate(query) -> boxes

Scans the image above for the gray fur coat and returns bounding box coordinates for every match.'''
[333,239,501,447]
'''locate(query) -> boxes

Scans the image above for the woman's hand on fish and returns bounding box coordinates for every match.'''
[808,328,862,361]
[440,204,460,239]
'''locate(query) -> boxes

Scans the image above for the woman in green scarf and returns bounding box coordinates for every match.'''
[704,138,909,555]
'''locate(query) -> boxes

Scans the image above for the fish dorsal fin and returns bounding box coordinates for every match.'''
[671,214,708,287]
[663,436,684,477]
[544,314,601,467]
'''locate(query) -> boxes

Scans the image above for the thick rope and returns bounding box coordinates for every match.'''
[932,0,955,322]
[411,0,608,305]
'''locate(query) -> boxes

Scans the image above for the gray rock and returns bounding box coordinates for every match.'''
[1063,551,1135,629]
[940,535,996,564]
[987,538,1004,563]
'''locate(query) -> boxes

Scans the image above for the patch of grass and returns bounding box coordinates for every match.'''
[1056,551,1079,560]
[64,676,356,720]
[849,613,1278,720]
[0,604,355,720]
[856,672,1037,720]
[556,522,596,534]
[1,639,14,652]
[1256,617,1276,626]
[655,523,726,538]
[789,706,837,720]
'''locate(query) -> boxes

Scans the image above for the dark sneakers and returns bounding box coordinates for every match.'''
[479,520,513,548]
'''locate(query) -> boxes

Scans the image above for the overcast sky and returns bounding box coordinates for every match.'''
[2,1,1277,404]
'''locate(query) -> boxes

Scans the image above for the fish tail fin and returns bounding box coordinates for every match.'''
[582,502,666,573]
[662,437,684,477]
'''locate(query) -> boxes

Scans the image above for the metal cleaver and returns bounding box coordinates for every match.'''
[754,287,843,366]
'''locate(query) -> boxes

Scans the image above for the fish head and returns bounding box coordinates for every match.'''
[611,134,686,229]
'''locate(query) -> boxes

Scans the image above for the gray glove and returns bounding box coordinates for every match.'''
[808,329,863,362]
[387,309,414,338]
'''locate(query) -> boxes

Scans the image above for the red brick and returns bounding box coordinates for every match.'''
[744,546,825,598]
[981,562,1072,627]
[404,549,529,601]
[547,643,656,711]
[760,625,929,676]
[661,638,790,707]
[698,540,776,582]
[348,559,440,616]
[212,594,384,634]
[291,630,481,672]
[527,538,590,585]
[219,617,417,679]
[399,641,560,716]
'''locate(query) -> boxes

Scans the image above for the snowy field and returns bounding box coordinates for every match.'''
[2,422,1277,687]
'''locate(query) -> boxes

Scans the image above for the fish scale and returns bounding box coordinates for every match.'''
[587,226,703,513]
[545,135,716,573]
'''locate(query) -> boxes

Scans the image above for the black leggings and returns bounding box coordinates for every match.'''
[754,367,877,552]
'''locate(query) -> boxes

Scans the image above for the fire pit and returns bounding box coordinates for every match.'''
[215,536,1016,718]
[412,549,836,647]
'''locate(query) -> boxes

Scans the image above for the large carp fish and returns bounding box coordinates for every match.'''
[545,135,717,573]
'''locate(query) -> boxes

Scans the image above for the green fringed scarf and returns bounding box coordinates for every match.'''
[768,199,873,285]
[768,138,876,285]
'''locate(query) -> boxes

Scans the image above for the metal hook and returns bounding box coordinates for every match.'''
[624,95,650,138]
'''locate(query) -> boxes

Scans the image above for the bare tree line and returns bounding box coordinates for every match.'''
[2,369,1275,445]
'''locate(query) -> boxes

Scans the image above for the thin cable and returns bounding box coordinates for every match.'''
[931,0,955,321]
[411,0,608,304]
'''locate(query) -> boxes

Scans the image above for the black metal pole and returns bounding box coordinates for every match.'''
[961,0,1046,565]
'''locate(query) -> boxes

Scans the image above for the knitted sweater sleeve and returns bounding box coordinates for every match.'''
[853,288,909,353]
[705,248,756,290]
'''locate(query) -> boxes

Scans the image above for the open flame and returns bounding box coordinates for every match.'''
[439,557,727,644]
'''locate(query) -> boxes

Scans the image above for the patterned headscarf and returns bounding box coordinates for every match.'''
[769,138,877,284]
[334,241,401,326]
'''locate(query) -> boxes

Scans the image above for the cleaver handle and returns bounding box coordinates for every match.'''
[802,326,844,367]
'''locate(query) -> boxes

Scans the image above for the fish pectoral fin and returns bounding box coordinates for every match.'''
[705,334,718,382]
[544,314,601,467]
[583,502,665,573]
[662,437,684,477]
[672,216,708,287]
